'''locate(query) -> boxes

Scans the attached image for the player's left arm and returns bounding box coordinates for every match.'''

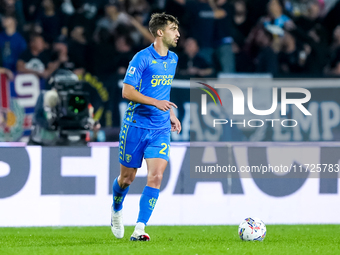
[170,54,181,134]
[170,107,181,134]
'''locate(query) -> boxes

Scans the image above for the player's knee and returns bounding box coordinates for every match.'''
[148,172,163,185]
[124,177,134,186]
[119,175,135,188]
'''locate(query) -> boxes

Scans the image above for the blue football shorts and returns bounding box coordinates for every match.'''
[118,124,171,168]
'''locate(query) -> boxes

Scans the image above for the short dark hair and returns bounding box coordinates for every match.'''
[148,13,179,37]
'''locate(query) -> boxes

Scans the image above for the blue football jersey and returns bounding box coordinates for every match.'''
[123,43,178,129]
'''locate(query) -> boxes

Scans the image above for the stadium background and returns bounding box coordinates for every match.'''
[1,0,340,230]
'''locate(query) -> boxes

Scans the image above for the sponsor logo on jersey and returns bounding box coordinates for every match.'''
[151,74,174,87]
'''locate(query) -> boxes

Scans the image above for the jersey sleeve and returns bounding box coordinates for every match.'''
[174,53,179,69]
[123,52,147,88]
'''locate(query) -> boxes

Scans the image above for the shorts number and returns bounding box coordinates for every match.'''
[159,143,170,156]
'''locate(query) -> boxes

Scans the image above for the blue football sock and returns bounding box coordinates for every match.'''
[112,177,129,212]
[137,186,160,225]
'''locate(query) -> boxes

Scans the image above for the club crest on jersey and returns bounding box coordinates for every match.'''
[163,62,167,70]
[170,59,177,64]
[127,66,136,77]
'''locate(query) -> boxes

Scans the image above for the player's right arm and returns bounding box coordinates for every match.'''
[122,83,177,111]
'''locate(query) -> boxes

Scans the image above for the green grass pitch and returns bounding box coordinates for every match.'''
[1,225,339,255]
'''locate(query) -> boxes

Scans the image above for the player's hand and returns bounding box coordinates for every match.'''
[170,115,181,134]
[155,100,177,111]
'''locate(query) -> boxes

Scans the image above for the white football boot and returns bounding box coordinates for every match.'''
[111,206,124,239]
[130,223,150,241]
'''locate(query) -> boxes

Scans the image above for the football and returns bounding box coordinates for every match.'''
[238,217,266,241]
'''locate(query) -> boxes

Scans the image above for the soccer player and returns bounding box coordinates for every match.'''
[111,13,181,241]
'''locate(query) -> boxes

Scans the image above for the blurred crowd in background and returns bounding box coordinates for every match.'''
[1,0,340,81]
